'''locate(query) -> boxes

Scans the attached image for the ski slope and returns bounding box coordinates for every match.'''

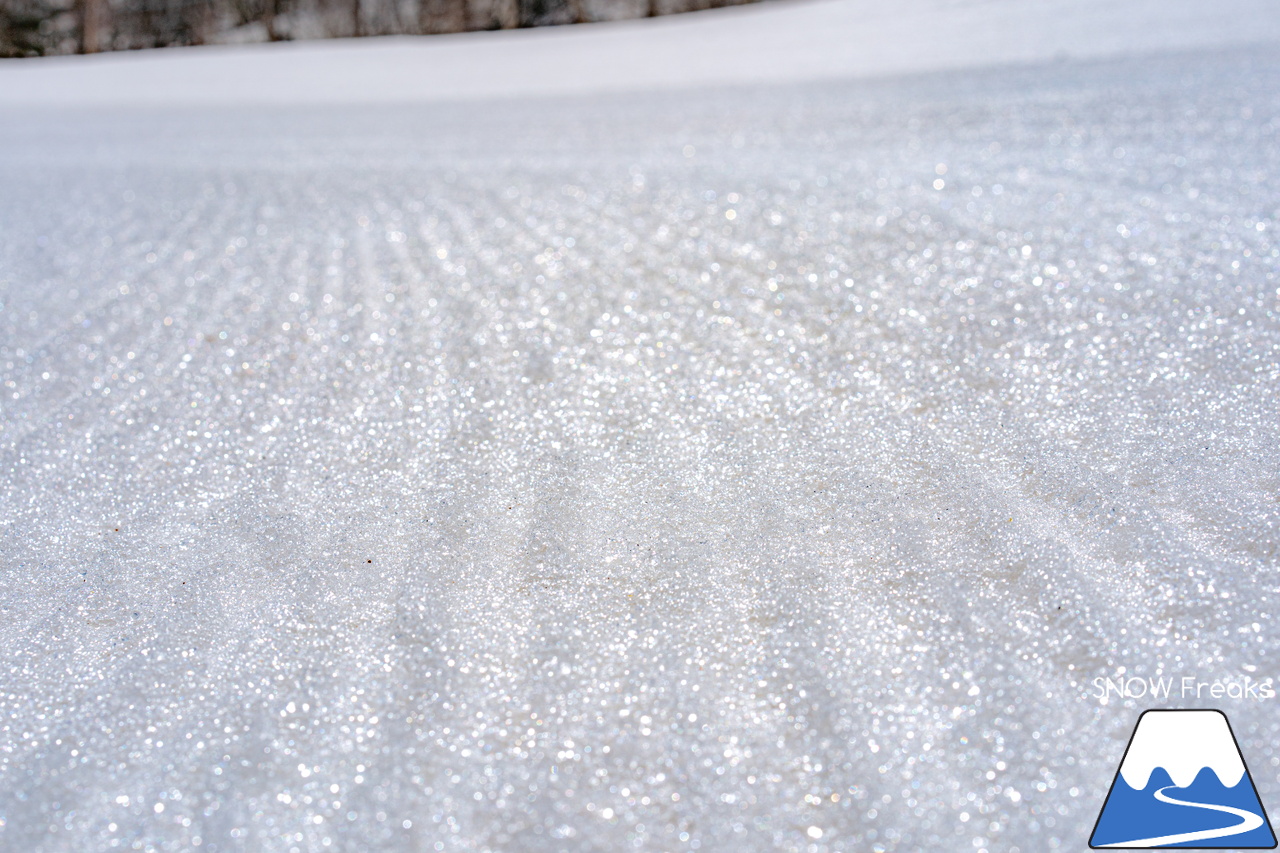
[3,1,1280,851]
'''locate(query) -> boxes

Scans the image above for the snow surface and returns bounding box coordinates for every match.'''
[1119,711,1246,790]
[1,0,1280,106]
[3,3,1280,853]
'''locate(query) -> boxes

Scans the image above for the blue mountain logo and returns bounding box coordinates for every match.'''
[1091,709,1276,848]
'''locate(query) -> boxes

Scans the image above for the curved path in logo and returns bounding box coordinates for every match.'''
[1097,785,1265,848]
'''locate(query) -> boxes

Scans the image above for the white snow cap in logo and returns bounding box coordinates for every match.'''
[1119,710,1246,790]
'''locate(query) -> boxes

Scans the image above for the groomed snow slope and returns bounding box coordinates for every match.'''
[2,3,1280,853]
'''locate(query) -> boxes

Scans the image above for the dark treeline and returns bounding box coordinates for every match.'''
[1,0,755,56]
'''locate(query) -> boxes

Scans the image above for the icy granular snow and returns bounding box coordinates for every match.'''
[2,39,1280,853]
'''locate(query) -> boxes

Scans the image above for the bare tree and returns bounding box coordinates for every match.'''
[2,0,758,56]
[420,0,464,33]
[517,0,573,27]
[79,0,106,51]
[264,0,290,39]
